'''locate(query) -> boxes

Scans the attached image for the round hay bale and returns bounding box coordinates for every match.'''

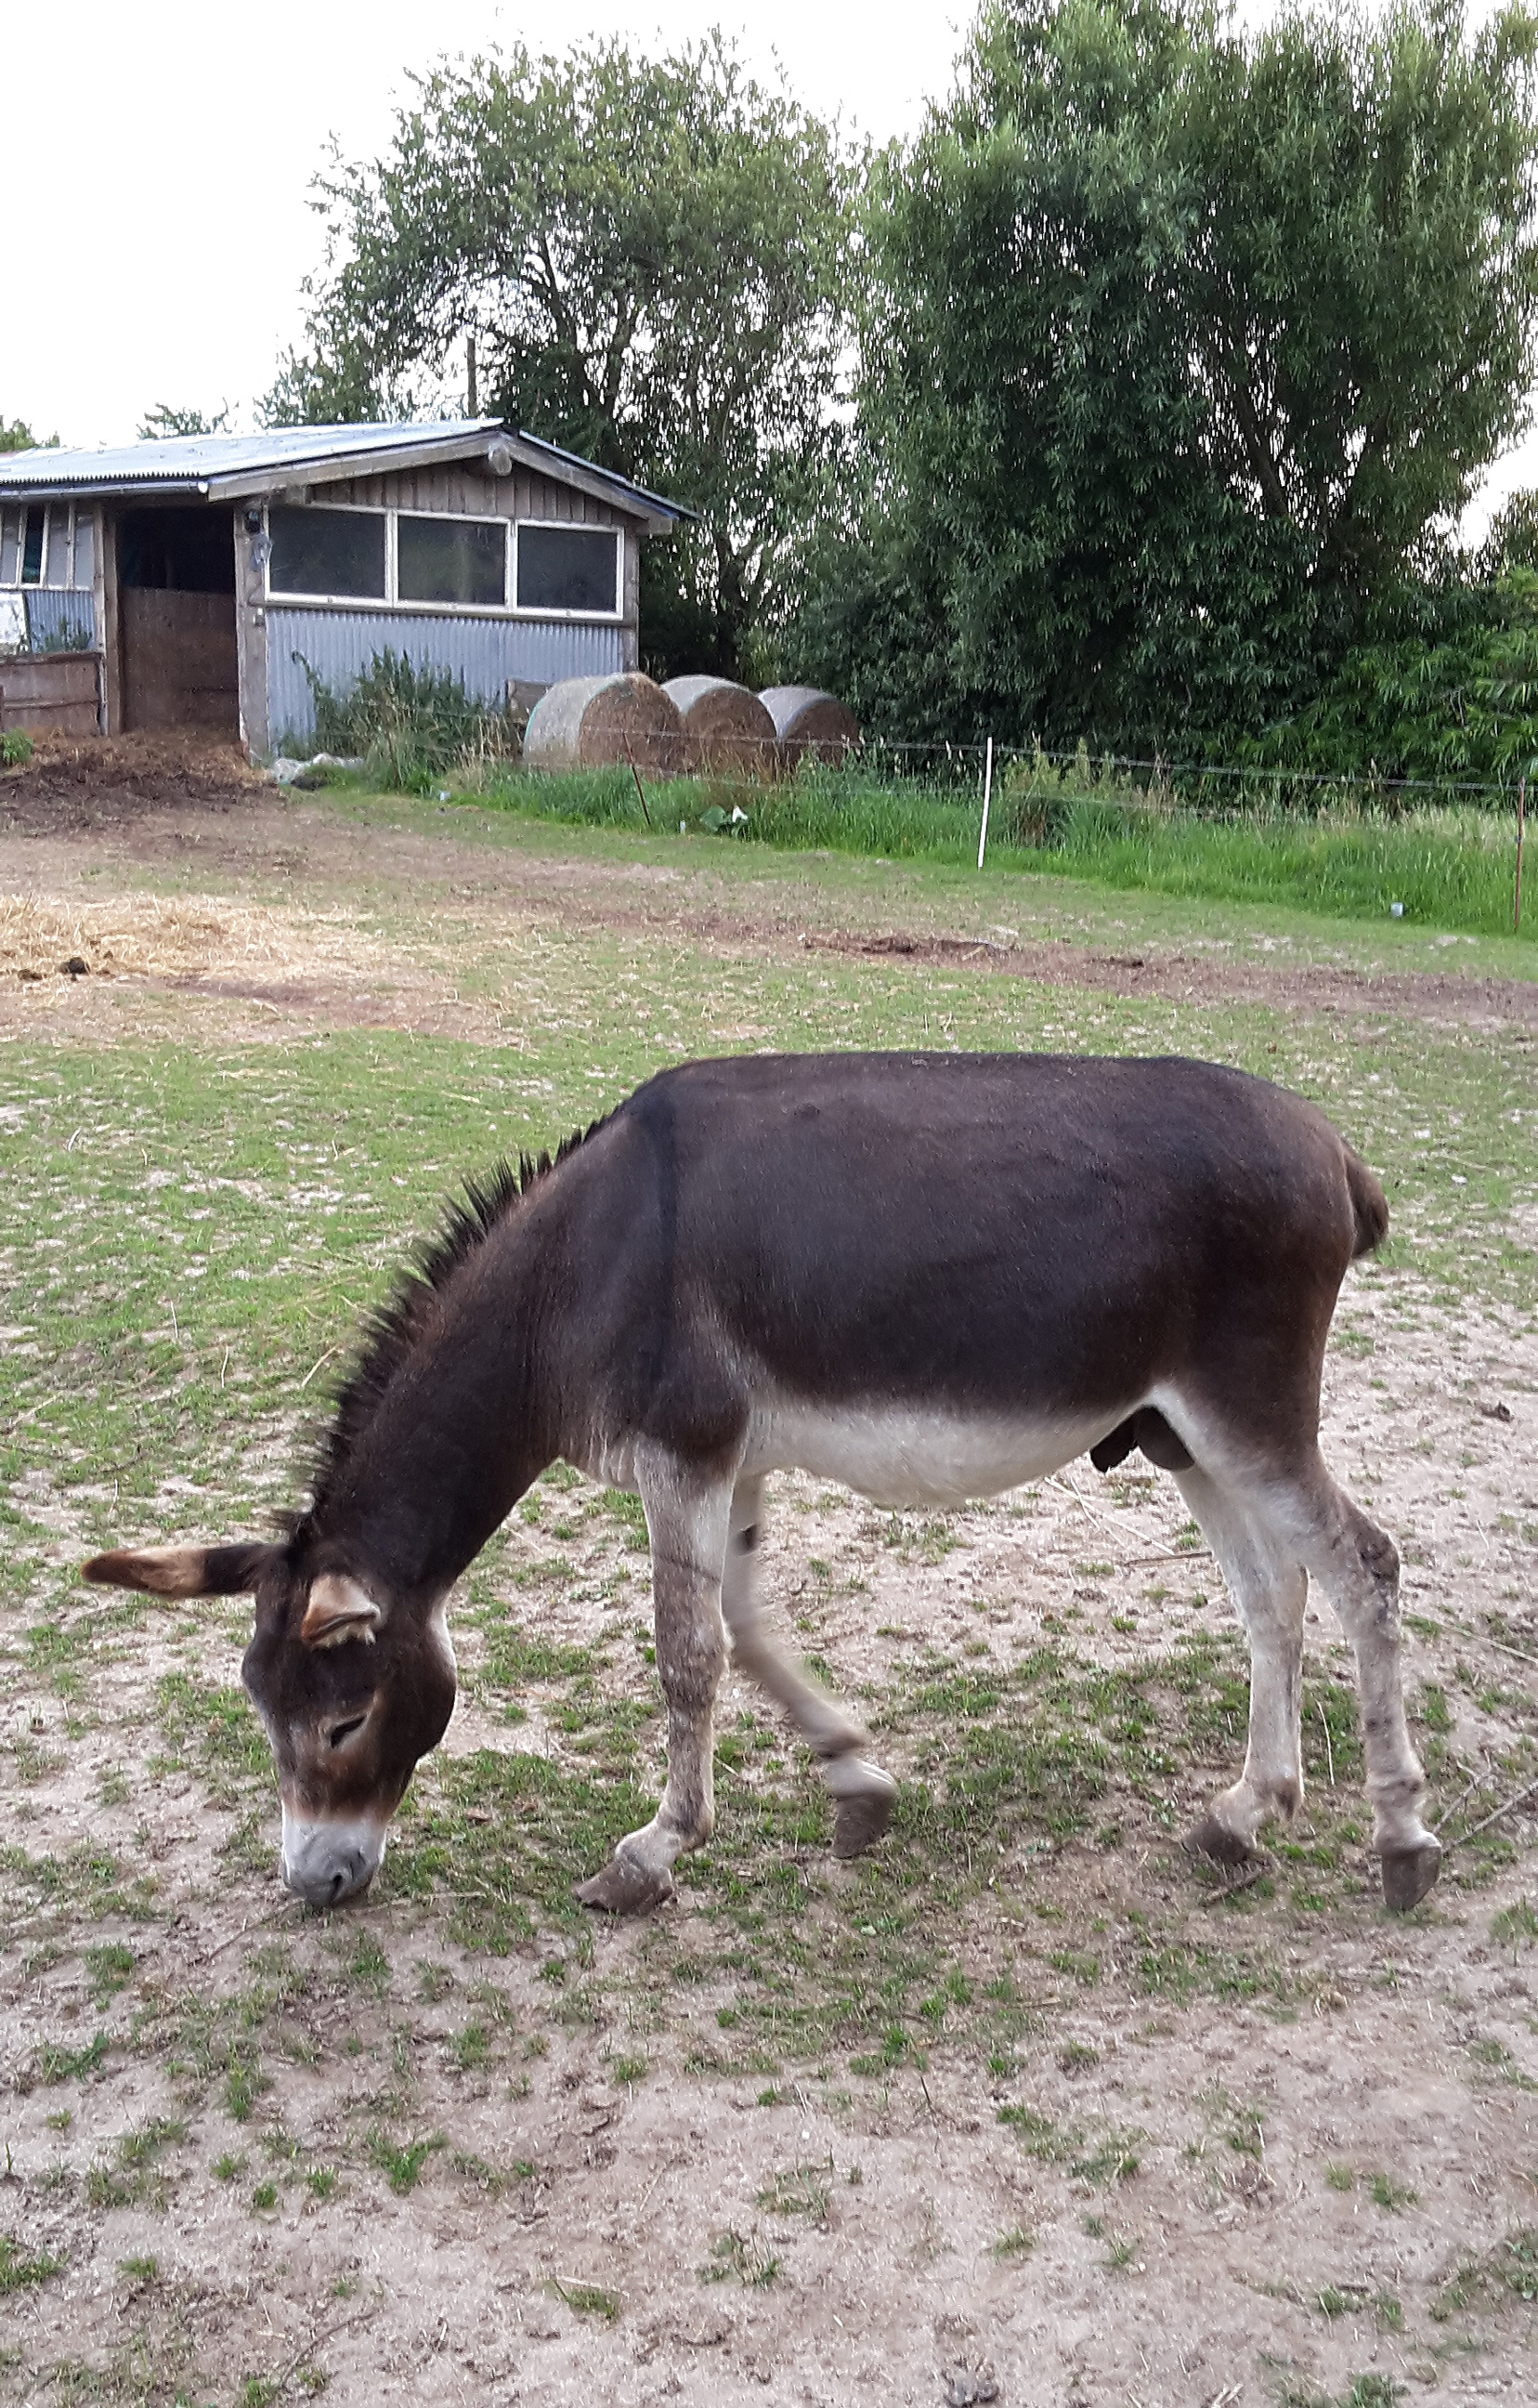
[758,686,860,765]
[522,674,685,776]
[661,676,778,776]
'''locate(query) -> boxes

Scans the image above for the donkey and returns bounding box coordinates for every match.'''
[84,1051,1440,1917]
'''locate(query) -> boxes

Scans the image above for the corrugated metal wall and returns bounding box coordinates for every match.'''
[24,589,98,651]
[266,609,626,744]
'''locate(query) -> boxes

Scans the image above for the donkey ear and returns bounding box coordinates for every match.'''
[82,1542,278,1598]
[299,1573,384,1650]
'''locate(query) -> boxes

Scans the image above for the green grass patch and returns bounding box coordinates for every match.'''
[474,763,1534,944]
[0,2235,65,2292]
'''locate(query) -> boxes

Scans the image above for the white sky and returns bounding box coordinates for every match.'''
[6,0,1531,536]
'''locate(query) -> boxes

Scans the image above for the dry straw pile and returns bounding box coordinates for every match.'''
[0,890,391,989]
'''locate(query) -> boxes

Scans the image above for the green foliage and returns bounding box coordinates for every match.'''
[265,33,856,680]
[547,2277,620,2320]
[795,0,1538,750]
[479,759,1531,939]
[294,649,516,788]
[1,731,34,766]
[0,2234,65,2291]
[0,415,56,453]
[136,403,230,439]
[39,2032,109,2085]
[1479,486,1538,576]
[1244,573,1538,786]
[365,2127,443,2193]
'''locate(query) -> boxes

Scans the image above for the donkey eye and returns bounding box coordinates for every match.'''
[328,1715,366,1749]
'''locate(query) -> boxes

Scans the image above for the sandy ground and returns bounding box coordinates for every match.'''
[2,741,1536,2408]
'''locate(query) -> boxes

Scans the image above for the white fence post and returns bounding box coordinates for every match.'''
[977,736,995,870]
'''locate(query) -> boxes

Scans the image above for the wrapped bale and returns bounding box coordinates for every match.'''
[759,686,859,765]
[522,673,685,776]
[662,675,778,776]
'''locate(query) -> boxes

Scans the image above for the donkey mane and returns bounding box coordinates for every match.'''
[300,1122,600,1529]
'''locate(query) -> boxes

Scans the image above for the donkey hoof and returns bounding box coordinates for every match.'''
[1185,1814,1258,1870]
[834,1785,895,1861]
[1379,1840,1441,1913]
[575,1855,675,1917]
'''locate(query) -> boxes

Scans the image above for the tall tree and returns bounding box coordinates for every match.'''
[1,415,55,453]
[797,0,1538,748]
[267,35,856,679]
[137,404,231,439]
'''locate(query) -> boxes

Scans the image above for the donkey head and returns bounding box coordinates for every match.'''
[83,1540,457,1907]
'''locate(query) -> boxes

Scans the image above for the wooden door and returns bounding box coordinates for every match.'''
[122,589,238,732]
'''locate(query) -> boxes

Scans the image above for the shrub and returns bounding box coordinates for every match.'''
[293,650,517,790]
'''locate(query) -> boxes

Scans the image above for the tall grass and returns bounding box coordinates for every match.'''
[473,758,1531,944]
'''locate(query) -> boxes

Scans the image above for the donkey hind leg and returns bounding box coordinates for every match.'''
[1257,1457,1440,1912]
[575,1464,733,1917]
[1175,1465,1310,1868]
[722,1478,896,1861]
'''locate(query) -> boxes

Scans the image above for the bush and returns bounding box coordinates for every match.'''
[1237,573,1538,793]
[293,650,517,791]
[1,730,34,766]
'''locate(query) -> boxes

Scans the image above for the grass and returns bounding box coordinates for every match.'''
[0,2234,65,2292]
[3,790,1537,2389]
[465,760,1536,945]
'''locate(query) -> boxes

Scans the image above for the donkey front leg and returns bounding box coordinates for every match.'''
[576,1466,732,1917]
[1176,1465,1309,1866]
[722,1478,896,1860]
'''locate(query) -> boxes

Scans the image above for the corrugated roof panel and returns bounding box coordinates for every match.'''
[0,422,502,490]
[0,422,684,524]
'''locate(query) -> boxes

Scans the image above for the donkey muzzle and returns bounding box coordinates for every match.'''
[280,1812,384,1906]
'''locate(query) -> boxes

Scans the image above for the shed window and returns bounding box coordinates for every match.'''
[45,509,71,587]
[269,504,386,600]
[20,506,46,585]
[0,504,94,589]
[398,514,506,607]
[516,525,619,615]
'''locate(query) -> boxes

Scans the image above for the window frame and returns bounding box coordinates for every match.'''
[260,501,623,622]
[512,518,622,622]
[0,500,90,592]
[394,504,510,611]
[265,499,392,609]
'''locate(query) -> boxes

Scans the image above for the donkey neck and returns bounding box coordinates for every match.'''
[310,1232,554,1606]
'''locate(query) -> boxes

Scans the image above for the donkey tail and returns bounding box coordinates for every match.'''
[1346,1148,1389,1259]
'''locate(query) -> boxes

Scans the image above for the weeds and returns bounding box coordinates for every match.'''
[0,2235,64,2292]
[755,2164,832,2222]
[701,2231,780,2288]
[475,756,1535,941]
[991,2225,1036,2260]
[547,2277,620,2320]
[38,2033,108,2086]
[293,651,517,790]
[365,2128,445,2195]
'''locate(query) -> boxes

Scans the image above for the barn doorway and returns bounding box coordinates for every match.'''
[117,506,238,733]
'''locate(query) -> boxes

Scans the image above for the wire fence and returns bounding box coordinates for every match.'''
[811,733,1532,818]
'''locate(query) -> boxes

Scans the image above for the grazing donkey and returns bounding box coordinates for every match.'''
[84,1053,1440,1917]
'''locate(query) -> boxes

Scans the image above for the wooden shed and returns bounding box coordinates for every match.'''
[0,423,684,758]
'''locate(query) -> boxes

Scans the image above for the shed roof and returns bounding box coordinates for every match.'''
[0,421,685,528]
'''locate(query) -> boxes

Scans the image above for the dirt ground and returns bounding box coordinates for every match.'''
[2,740,1536,2408]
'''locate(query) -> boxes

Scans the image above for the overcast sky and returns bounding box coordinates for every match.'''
[6,0,1531,536]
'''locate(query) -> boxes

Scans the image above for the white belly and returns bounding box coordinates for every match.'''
[741,1401,1123,1510]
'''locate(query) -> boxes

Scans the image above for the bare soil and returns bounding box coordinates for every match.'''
[2,740,1536,2407]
